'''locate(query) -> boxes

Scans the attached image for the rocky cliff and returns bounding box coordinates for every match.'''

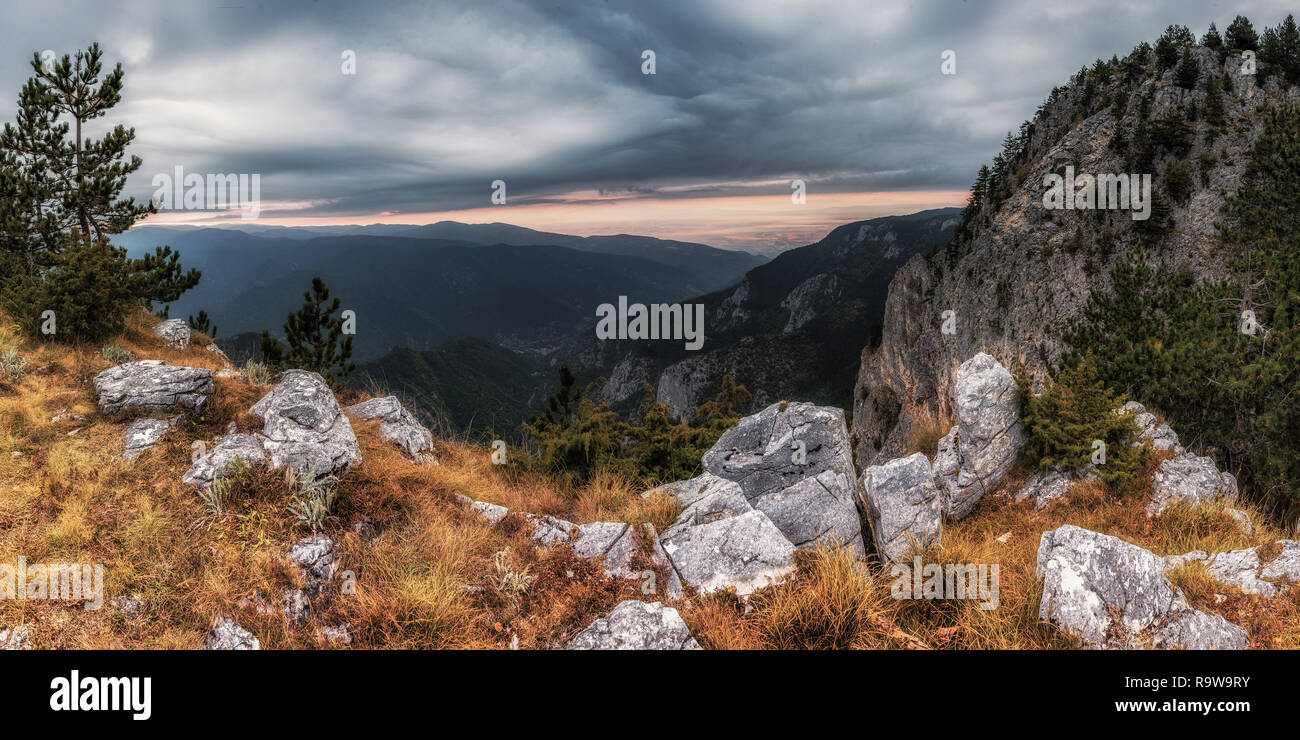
[852,42,1300,466]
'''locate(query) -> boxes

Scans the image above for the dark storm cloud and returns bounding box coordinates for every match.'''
[1,0,1295,222]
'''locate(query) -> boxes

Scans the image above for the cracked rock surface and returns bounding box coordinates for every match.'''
[565,600,700,650]
[94,360,214,416]
[702,401,865,554]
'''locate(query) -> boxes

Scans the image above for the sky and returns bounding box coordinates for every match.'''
[2,0,1295,253]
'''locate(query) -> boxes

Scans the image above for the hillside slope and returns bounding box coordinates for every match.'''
[561,209,959,419]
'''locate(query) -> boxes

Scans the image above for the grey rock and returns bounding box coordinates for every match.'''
[0,625,32,650]
[151,318,191,349]
[288,534,338,598]
[1260,540,1300,584]
[1227,508,1253,533]
[945,353,1025,518]
[250,370,360,480]
[316,623,352,646]
[527,514,575,547]
[931,427,959,508]
[1036,525,1243,649]
[204,617,260,650]
[183,433,267,488]
[1122,401,1183,454]
[1148,453,1238,516]
[473,501,509,525]
[282,589,311,626]
[644,472,739,509]
[860,452,942,564]
[345,396,434,461]
[572,521,637,578]
[94,360,214,416]
[1154,609,1248,650]
[565,600,700,650]
[660,507,795,596]
[122,415,181,459]
[1015,468,1077,510]
[703,401,865,554]
[1165,548,1276,598]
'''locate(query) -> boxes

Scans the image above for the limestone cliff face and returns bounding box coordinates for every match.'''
[851,46,1299,466]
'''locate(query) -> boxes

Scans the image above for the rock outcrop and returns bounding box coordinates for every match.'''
[345,396,434,462]
[935,353,1024,518]
[860,452,942,563]
[565,600,700,650]
[703,401,866,554]
[1036,525,1246,649]
[1163,540,1300,598]
[851,46,1270,467]
[250,370,360,479]
[94,361,214,416]
[151,318,191,349]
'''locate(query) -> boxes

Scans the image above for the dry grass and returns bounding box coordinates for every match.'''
[2,307,1297,649]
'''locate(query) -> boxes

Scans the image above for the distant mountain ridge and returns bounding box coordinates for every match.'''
[558,208,961,419]
[111,224,767,362]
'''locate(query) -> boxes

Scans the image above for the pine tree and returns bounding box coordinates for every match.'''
[187,310,217,339]
[266,277,355,389]
[1226,15,1259,51]
[1203,22,1223,49]
[23,44,153,240]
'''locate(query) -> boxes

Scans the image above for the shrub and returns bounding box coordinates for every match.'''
[1014,360,1148,492]
[101,344,134,364]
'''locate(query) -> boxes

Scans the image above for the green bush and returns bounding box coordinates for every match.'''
[101,344,134,364]
[1014,360,1148,491]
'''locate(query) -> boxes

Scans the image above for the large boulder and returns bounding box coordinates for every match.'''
[939,353,1025,518]
[565,600,700,650]
[1147,453,1238,516]
[702,401,865,555]
[151,318,191,349]
[1036,525,1246,649]
[183,433,267,488]
[250,370,360,479]
[345,396,434,461]
[94,360,214,416]
[860,453,942,564]
[659,484,795,596]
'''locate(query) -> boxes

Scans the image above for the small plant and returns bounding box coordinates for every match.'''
[101,344,134,364]
[241,360,273,385]
[198,478,231,518]
[490,550,534,606]
[1,347,29,381]
[286,468,340,531]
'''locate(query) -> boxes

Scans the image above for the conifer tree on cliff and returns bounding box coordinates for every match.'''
[261,277,355,390]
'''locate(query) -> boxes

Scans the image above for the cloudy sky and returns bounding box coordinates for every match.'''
[1,0,1294,252]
